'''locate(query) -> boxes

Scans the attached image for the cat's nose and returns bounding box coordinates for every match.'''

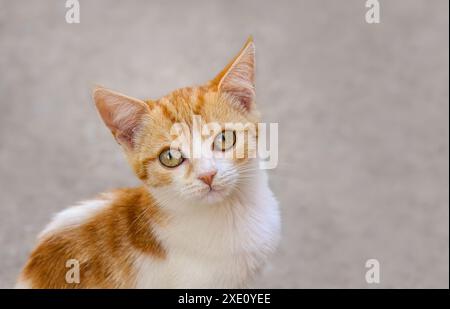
[198,170,217,186]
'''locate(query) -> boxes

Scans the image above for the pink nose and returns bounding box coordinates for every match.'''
[198,170,217,186]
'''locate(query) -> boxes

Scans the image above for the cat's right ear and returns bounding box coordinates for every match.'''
[211,37,255,112]
[93,87,150,150]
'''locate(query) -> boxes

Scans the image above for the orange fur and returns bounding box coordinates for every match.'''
[18,37,262,288]
[19,187,166,288]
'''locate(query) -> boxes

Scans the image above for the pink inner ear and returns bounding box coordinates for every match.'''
[225,88,254,111]
[115,123,141,148]
[218,41,256,111]
[107,103,148,149]
[94,88,150,150]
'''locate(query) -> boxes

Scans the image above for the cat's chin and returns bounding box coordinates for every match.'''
[198,187,229,204]
[183,184,232,205]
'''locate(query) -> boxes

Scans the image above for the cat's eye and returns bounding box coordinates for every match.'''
[159,148,184,168]
[213,130,236,151]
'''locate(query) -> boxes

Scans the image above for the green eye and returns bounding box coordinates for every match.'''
[213,130,236,151]
[159,148,184,168]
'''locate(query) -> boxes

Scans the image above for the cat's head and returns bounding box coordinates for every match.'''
[93,38,261,206]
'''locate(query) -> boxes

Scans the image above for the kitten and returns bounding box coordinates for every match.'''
[16,37,280,288]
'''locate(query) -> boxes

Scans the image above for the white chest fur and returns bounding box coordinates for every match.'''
[135,170,280,288]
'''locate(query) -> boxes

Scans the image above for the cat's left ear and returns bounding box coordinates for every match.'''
[93,86,151,150]
[212,37,255,111]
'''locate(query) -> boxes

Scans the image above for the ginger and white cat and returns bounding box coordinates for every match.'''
[17,38,280,288]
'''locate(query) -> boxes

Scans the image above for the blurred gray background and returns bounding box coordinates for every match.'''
[0,0,448,288]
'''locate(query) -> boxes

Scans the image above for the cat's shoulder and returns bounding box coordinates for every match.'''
[38,186,152,239]
[18,187,164,288]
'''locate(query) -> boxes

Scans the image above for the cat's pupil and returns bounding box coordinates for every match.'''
[213,130,235,151]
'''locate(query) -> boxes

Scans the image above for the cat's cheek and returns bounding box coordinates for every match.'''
[144,167,174,188]
[212,161,237,189]
[155,163,191,192]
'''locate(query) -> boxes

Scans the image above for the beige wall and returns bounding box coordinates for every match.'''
[0,0,448,288]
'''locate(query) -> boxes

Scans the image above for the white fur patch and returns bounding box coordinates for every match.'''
[39,195,113,239]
